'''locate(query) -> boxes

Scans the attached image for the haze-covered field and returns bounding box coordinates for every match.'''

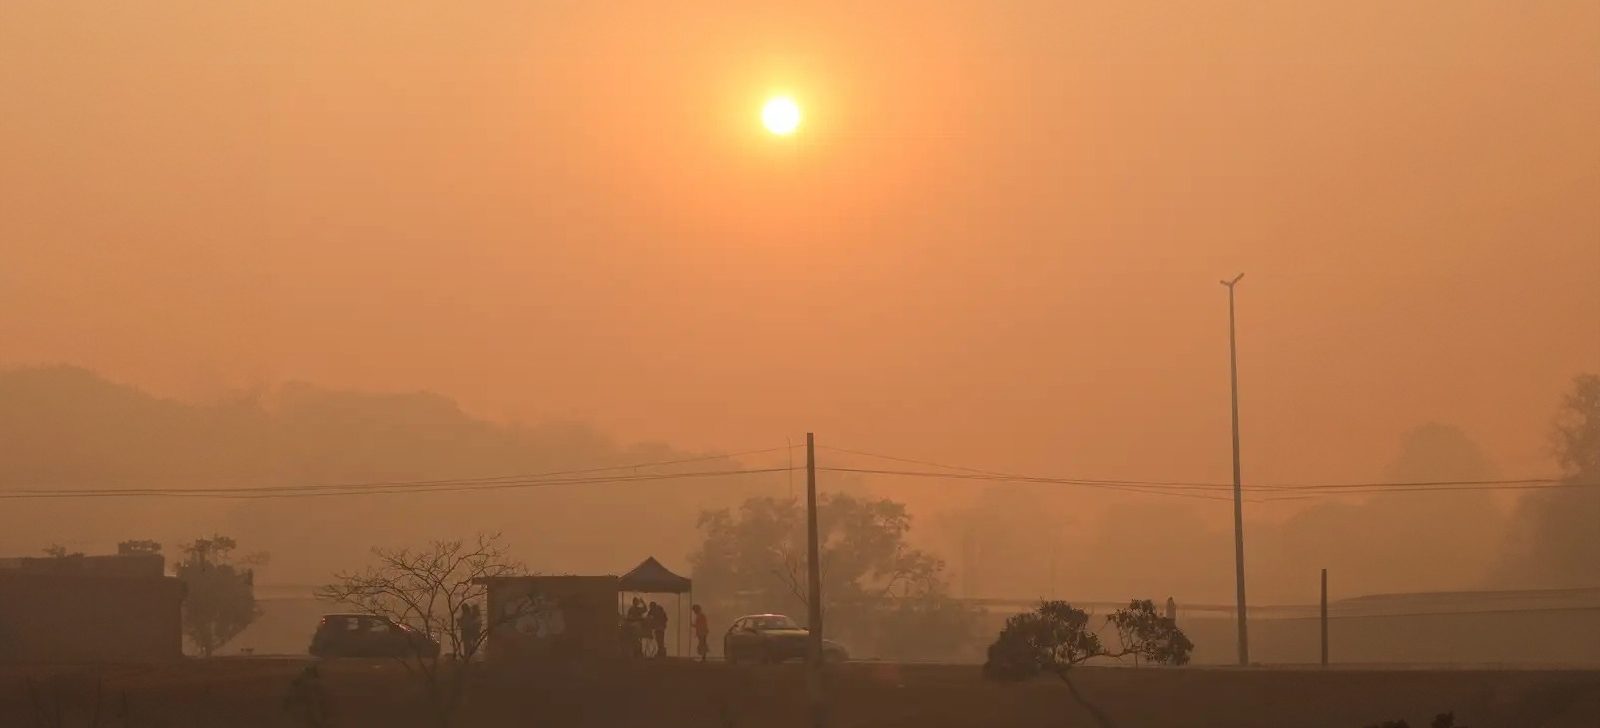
[4,659,1598,728]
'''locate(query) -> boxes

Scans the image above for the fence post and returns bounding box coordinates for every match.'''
[1320,568,1329,667]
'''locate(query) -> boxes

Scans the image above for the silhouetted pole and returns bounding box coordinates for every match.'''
[1222,273,1250,666]
[1320,568,1329,667]
[805,433,827,727]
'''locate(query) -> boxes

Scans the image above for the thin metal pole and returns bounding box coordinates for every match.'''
[1222,273,1249,666]
[805,433,826,726]
[1320,569,1329,667]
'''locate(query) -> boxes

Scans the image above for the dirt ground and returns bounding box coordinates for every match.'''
[2,658,1597,728]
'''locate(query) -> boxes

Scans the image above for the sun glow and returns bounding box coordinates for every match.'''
[761,96,802,136]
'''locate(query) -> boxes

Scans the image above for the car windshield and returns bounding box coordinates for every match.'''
[750,615,801,630]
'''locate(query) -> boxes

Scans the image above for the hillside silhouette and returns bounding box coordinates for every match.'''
[2,366,1592,601]
[0,366,776,583]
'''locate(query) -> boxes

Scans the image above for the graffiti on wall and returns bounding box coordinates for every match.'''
[507,593,565,640]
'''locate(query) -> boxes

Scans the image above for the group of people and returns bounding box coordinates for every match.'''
[621,597,712,662]
[622,597,668,658]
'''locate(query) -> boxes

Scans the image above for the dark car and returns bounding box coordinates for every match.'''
[309,613,440,658]
[723,614,848,664]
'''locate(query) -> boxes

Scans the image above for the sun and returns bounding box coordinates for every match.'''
[761,96,802,136]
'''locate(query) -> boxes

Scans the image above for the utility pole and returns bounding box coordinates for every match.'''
[1221,273,1250,666]
[804,432,827,727]
[1320,568,1329,667]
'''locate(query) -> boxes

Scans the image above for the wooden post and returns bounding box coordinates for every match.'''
[805,433,827,727]
[1320,568,1329,667]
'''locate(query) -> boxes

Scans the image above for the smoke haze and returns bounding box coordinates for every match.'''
[1,367,1593,606]
[2,2,1597,605]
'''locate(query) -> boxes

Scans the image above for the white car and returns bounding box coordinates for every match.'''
[723,613,848,663]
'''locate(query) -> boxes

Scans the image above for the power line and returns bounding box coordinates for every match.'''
[817,444,1020,477]
[2,439,1587,502]
[816,445,1590,499]
[816,445,1253,500]
[821,465,1591,499]
[0,445,799,497]
[955,599,1600,621]
[0,467,798,500]
[817,466,1253,503]
[1257,481,1597,501]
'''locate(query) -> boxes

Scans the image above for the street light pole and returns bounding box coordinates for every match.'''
[1221,273,1250,667]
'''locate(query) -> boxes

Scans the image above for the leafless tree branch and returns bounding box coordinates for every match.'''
[316,532,529,728]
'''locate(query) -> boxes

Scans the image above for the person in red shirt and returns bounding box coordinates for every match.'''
[690,604,710,662]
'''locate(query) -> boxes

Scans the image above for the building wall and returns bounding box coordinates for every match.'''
[0,573,185,662]
[483,576,620,664]
[0,554,164,579]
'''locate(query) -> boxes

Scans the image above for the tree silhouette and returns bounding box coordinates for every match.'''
[983,599,1192,728]
[691,493,978,661]
[42,545,83,559]
[1496,373,1600,587]
[175,535,261,657]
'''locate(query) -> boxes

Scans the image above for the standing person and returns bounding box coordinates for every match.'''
[625,597,647,658]
[459,603,482,660]
[646,601,668,659]
[690,604,710,662]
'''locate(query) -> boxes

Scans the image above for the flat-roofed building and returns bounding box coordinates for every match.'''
[0,554,184,662]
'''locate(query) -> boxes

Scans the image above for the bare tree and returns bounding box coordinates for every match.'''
[315,533,528,728]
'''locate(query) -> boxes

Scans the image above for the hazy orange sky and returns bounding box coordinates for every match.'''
[3,1,1597,503]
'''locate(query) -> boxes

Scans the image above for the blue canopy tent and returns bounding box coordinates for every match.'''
[619,557,692,657]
